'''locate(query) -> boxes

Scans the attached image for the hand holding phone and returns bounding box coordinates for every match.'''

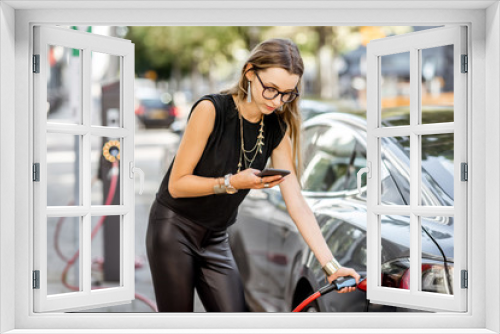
[256,168,291,177]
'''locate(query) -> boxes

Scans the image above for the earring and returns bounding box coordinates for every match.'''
[247,81,252,103]
[278,105,283,111]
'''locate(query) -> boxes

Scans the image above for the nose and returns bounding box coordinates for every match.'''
[272,94,282,107]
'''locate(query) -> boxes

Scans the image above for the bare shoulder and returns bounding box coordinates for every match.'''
[185,99,216,133]
[190,99,216,120]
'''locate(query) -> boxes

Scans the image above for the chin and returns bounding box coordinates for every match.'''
[261,106,276,115]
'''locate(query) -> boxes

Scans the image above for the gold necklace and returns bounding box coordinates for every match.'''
[235,98,265,173]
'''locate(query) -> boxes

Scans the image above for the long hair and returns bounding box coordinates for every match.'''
[221,38,304,181]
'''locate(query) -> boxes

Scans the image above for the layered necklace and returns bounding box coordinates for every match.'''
[234,97,265,173]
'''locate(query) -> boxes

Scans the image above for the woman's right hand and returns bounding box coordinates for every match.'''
[231,168,285,190]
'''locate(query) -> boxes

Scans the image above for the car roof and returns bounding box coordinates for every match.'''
[303,111,366,127]
[299,99,337,112]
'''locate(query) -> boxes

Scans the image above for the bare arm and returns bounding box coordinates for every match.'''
[168,100,221,198]
[271,132,360,291]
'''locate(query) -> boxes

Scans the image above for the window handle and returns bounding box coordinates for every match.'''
[129,161,145,195]
[357,162,371,195]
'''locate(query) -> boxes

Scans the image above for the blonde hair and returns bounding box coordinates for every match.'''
[221,38,304,180]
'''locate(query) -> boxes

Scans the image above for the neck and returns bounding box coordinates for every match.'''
[234,95,262,123]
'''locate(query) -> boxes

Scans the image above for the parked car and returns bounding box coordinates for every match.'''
[134,89,178,128]
[228,111,454,313]
[299,99,338,120]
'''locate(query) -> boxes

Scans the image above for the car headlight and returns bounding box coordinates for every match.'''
[381,258,454,295]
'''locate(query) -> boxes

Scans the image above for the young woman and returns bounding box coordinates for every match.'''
[146,38,361,312]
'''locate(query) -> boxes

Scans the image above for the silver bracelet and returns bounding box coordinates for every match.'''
[213,177,226,194]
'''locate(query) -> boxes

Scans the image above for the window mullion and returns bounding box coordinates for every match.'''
[409,47,420,294]
[82,46,91,294]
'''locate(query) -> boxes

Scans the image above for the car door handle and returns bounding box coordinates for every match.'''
[357,162,371,195]
[129,161,145,195]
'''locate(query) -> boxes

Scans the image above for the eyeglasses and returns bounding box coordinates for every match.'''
[254,71,300,103]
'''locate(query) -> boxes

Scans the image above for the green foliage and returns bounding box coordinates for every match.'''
[125,26,271,80]
[124,25,415,84]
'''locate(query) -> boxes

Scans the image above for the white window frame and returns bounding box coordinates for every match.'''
[1,2,499,334]
[33,25,136,313]
[366,25,468,312]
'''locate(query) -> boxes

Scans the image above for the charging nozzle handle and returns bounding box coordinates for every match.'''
[318,277,366,296]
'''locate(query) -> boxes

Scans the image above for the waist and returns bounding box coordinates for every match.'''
[152,199,228,248]
[154,196,232,232]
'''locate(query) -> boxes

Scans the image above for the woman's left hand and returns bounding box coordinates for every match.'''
[326,267,361,293]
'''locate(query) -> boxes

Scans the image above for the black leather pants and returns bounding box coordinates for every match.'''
[146,199,248,312]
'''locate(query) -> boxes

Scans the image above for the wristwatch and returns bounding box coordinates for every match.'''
[322,258,342,277]
[224,173,238,194]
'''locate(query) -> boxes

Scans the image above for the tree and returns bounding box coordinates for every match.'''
[125,26,271,97]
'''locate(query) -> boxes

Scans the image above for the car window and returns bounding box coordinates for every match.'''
[326,223,364,263]
[380,155,408,205]
[141,98,167,108]
[302,125,356,192]
[344,141,367,192]
[301,125,330,168]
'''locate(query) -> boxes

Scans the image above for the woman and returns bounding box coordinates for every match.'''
[146,38,360,312]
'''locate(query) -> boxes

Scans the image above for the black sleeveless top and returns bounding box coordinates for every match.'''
[156,93,288,231]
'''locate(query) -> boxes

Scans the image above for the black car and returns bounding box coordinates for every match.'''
[228,111,454,312]
[134,90,178,128]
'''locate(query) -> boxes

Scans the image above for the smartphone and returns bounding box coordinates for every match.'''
[256,168,291,177]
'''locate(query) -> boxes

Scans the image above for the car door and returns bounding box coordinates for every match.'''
[266,122,357,308]
[229,188,277,310]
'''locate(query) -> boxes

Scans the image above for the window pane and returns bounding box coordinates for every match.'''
[380,136,410,205]
[421,45,454,124]
[91,52,121,127]
[381,52,410,127]
[421,133,454,206]
[91,215,121,290]
[47,45,82,124]
[420,216,454,295]
[91,136,122,205]
[47,216,81,294]
[380,215,411,290]
[47,133,81,206]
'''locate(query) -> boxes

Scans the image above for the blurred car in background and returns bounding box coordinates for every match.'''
[229,110,454,313]
[134,88,178,128]
[299,99,338,120]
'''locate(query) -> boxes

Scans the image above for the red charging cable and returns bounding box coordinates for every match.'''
[293,277,367,312]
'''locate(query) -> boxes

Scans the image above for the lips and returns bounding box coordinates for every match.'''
[266,105,275,111]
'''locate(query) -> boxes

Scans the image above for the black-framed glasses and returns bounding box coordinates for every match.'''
[254,71,300,103]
